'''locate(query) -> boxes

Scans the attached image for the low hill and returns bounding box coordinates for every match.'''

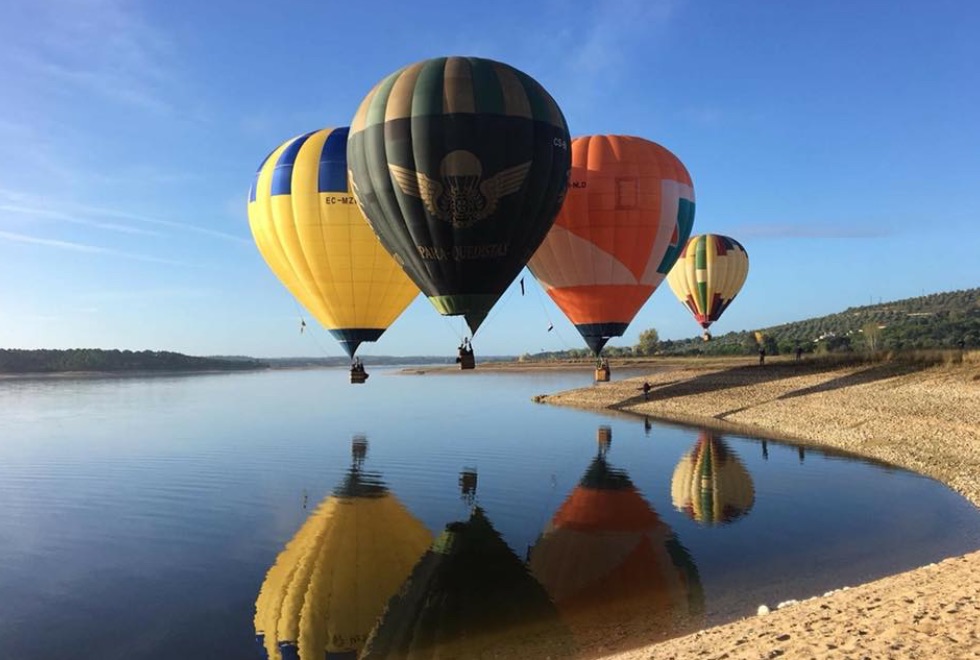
[520,287,980,360]
[661,287,980,356]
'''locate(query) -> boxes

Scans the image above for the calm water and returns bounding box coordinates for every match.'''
[1,367,978,659]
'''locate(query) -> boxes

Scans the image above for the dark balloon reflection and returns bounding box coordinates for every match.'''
[361,469,573,659]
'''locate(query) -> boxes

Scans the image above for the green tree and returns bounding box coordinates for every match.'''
[862,322,882,352]
[634,328,660,356]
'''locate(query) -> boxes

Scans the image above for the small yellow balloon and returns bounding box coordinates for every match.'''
[667,233,749,335]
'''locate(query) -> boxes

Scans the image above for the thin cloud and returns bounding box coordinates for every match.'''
[527,0,679,115]
[571,0,675,76]
[0,120,99,190]
[0,118,34,135]
[16,313,64,322]
[0,203,163,237]
[0,190,251,245]
[734,223,894,239]
[0,230,187,265]
[79,288,216,303]
[83,205,252,245]
[5,0,179,115]
[0,115,202,191]
[19,51,173,114]
[683,105,725,127]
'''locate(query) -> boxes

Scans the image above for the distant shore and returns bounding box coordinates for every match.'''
[533,351,980,659]
[0,367,269,381]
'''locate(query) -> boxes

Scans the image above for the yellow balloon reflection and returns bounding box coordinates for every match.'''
[254,436,432,660]
[528,427,704,649]
[671,431,755,526]
[361,469,573,659]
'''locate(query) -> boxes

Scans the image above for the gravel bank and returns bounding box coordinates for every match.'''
[537,355,980,659]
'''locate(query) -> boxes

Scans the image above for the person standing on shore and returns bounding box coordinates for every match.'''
[759,347,766,365]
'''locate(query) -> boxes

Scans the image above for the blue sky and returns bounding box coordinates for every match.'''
[1,0,978,358]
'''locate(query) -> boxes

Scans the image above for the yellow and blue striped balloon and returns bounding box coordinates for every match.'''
[248,127,419,357]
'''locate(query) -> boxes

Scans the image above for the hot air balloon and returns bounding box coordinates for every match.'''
[347,56,571,365]
[254,436,432,660]
[528,135,695,376]
[666,233,749,340]
[671,431,755,526]
[528,428,704,651]
[248,127,420,383]
[360,469,573,659]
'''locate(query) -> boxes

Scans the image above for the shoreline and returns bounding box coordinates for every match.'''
[0,367,268,381]
[535,353,980,658]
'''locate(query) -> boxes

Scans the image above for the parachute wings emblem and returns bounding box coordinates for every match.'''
[389,158,530,228]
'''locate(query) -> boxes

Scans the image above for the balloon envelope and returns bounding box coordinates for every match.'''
[666,233,749,332]
[347,56,571,334]
[248,127,419,357]
[528,135,695,354]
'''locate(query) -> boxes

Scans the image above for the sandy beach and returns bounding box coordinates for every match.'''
[532,352,980,659]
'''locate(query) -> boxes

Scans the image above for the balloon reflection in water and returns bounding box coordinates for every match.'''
[671,431,755,526]
[361,469,573,659]
[528,427,704,648]
[254,436,432,660]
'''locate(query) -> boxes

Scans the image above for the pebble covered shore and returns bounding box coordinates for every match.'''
[536,355,980,659]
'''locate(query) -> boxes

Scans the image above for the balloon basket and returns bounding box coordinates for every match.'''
[458,352,476,370]
[594,365,611,382]
[350,369,369,384]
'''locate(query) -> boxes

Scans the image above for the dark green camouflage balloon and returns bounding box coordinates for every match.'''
[348,56,570,333]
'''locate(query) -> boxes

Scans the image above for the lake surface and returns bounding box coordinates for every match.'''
[1,367,978,659]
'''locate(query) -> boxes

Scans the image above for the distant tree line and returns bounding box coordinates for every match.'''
[0,349,268,374]
[262,355,515,368]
